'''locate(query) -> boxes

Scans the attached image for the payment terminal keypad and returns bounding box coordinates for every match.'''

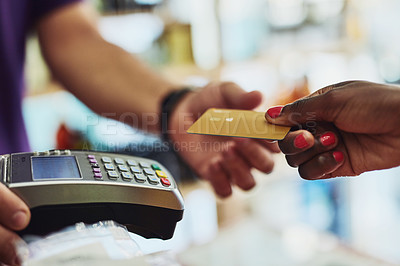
[88,154,172,187]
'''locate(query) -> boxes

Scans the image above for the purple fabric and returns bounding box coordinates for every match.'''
[0,0,80,154]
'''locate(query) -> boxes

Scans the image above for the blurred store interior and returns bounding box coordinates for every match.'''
[24,0,400,265]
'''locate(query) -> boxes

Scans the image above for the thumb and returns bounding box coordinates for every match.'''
[219,82,262,110]
[0,183,30,231]
[265,85,339,126]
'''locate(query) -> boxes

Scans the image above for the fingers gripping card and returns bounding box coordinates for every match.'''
[187,108,290,140]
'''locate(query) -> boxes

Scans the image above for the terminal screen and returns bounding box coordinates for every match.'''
[31,156,81,180]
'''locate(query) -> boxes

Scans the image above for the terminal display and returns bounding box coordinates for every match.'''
[31,156,81,180]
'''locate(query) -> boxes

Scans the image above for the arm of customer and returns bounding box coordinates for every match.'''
[266,80,400,180]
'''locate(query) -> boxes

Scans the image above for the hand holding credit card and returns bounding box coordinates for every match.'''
[187,108,291,140]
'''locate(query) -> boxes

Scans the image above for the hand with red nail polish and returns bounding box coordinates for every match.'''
[266,81,400,180]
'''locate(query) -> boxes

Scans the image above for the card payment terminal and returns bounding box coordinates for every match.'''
[0,150,184,240]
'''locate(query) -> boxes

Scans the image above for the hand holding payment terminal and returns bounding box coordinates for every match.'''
[0,150,184,240]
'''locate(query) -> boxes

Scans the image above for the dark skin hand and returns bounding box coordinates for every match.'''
[265,81,400,180]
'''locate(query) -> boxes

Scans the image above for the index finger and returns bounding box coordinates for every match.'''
[265,81,358,127]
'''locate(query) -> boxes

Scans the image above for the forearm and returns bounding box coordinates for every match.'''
[37,3,176,133]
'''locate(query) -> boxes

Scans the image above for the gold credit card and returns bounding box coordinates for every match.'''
[187,108,290,140]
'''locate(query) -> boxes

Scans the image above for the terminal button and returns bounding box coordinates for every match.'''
[147,175,159,185]
[143,169,155,176]
[139,162,150,168]
[104,163,115,170]
[89,158,97,164]
[93,168,101,173]
[156,170,167,179]
[114,158,124,164]
[51,150,61,155]
[151,164,161,171]
[135,174,146,183]
[130,166,141,174]
[160,178,171,187]
[107,171,119,179]
[127,160,138,166]
[94,172,103,179]
[118,165,129,172]
[102,157,112,163]
[121,172,133,181]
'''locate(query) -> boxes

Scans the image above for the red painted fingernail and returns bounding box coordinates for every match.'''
[294,134,309,149]
[333,151,344,163]
[320,132,336,146]
[266,106,283,119]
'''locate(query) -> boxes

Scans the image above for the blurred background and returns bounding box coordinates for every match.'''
[24,0,400,265]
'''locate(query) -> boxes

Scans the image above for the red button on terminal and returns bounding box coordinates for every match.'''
[161,178,171,187]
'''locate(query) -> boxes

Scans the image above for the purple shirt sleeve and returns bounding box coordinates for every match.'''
[0,0,83,154]
[31,0,82,23]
